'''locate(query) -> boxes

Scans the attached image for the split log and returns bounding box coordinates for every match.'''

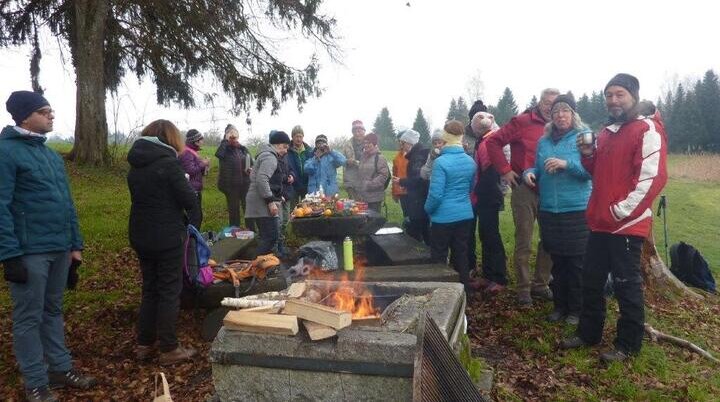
[221,298,285,309]
[223,311,298,335]
[303,320,337,341]
[283,299,352,330]
[641,234,702,300]
[644,324,719,364]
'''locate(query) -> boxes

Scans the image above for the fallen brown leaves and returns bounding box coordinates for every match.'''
[0,246,215,401]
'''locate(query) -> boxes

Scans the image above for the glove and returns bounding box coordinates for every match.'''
[67,258,81,290]
[3,256,28,284]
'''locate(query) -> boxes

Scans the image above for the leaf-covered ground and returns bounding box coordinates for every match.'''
[2,151,719,401]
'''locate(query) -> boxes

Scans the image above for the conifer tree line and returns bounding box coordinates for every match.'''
[372,107,432,150]
[372,69,720,152]
[442,69,720,153]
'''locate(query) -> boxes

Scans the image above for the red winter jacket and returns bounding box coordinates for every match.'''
[581,113,668,238]
[486,108,547,176]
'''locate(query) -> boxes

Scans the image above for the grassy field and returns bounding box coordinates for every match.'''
[1,148,719,400]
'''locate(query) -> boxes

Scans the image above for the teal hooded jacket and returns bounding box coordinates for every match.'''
[0,126,83,261]
[523,128,592,213]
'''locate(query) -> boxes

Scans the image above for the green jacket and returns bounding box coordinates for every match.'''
[0,126,83,261]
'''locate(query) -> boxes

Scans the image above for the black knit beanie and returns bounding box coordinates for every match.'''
[6,90,50,125]
[468,100,488,119]
[269,130,291,145]
[605,73,640,101]
[551,93,577,113]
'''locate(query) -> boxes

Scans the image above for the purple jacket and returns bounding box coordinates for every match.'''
[179,145,208,191]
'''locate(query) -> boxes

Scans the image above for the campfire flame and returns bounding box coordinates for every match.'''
[327,287,379,318]
[305,247,379,318]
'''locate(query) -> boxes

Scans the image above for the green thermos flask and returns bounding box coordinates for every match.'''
[343,236,354,271]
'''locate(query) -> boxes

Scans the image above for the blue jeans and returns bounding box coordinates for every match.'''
[9,251,72,389]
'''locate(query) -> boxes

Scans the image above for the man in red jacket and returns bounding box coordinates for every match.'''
[486,88,558,306]
[561,73,668,363]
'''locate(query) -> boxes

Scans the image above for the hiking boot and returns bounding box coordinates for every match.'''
[467,278,488,291]
[531,287,554,301]
[518,293,533,307]
[136,344,157,361]
[159,345,197,366]
[565,314,580,325]
[48,369,97,390]
[560,336,588,350]
[546,310,565,322]
[484,282,505,295]
[26,386,58,402]
[600,349,629,363]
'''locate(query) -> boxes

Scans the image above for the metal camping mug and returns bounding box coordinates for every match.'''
[581,132,595,145]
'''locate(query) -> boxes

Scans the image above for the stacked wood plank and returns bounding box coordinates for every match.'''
[221,282,353,341]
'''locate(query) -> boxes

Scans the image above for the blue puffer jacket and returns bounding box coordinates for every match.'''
[304,150,346,196]
[424,145,476,223]
[0,126,83,261]
[524,128,592,213]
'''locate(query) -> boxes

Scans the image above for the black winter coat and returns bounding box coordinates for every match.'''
[399,143,430,219]
[127,138,197,258]
[215,140,253,195]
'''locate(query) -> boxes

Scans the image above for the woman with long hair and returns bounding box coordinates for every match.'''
[127,119,198,365]
[524,94,592,325]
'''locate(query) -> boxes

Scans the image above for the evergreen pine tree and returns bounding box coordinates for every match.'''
[686,81,709,151]
[527,95,538,109]
[412,108,431,145]
[373,107,396,151]
[576,94,592,125]
[590,91,607,128]
[697,70,720,151]
[456,97,470,125]
[446,98,458,122]
[668,84,686,152]
[493,87,519,125]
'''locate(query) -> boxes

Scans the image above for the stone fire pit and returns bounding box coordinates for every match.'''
[210,280,466,402]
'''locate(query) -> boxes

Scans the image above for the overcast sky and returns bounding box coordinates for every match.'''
[2,0,719,142]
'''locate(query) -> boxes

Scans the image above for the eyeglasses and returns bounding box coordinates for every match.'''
[35,108,55,117]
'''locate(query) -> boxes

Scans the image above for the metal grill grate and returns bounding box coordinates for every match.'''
[413,311,485,402]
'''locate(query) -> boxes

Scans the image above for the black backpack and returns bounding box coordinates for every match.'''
[669,242,716,293]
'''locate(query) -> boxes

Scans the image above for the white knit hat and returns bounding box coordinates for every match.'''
[399,129,420,145]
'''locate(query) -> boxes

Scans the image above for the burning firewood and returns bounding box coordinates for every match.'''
[283,299,352,330]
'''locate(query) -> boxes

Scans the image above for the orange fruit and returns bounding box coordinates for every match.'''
[303,207,313,215]
[294,208,305,217]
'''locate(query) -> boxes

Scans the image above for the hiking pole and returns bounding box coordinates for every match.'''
[656,194,669,263]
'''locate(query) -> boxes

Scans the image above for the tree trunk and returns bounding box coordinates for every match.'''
[641,233,703,300]
[67,0,110,165]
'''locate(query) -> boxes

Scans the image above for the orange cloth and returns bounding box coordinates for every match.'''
[212,254,280,285]
[392,151,408,197]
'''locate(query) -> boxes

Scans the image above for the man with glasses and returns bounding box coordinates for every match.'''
[1,91,96,402]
